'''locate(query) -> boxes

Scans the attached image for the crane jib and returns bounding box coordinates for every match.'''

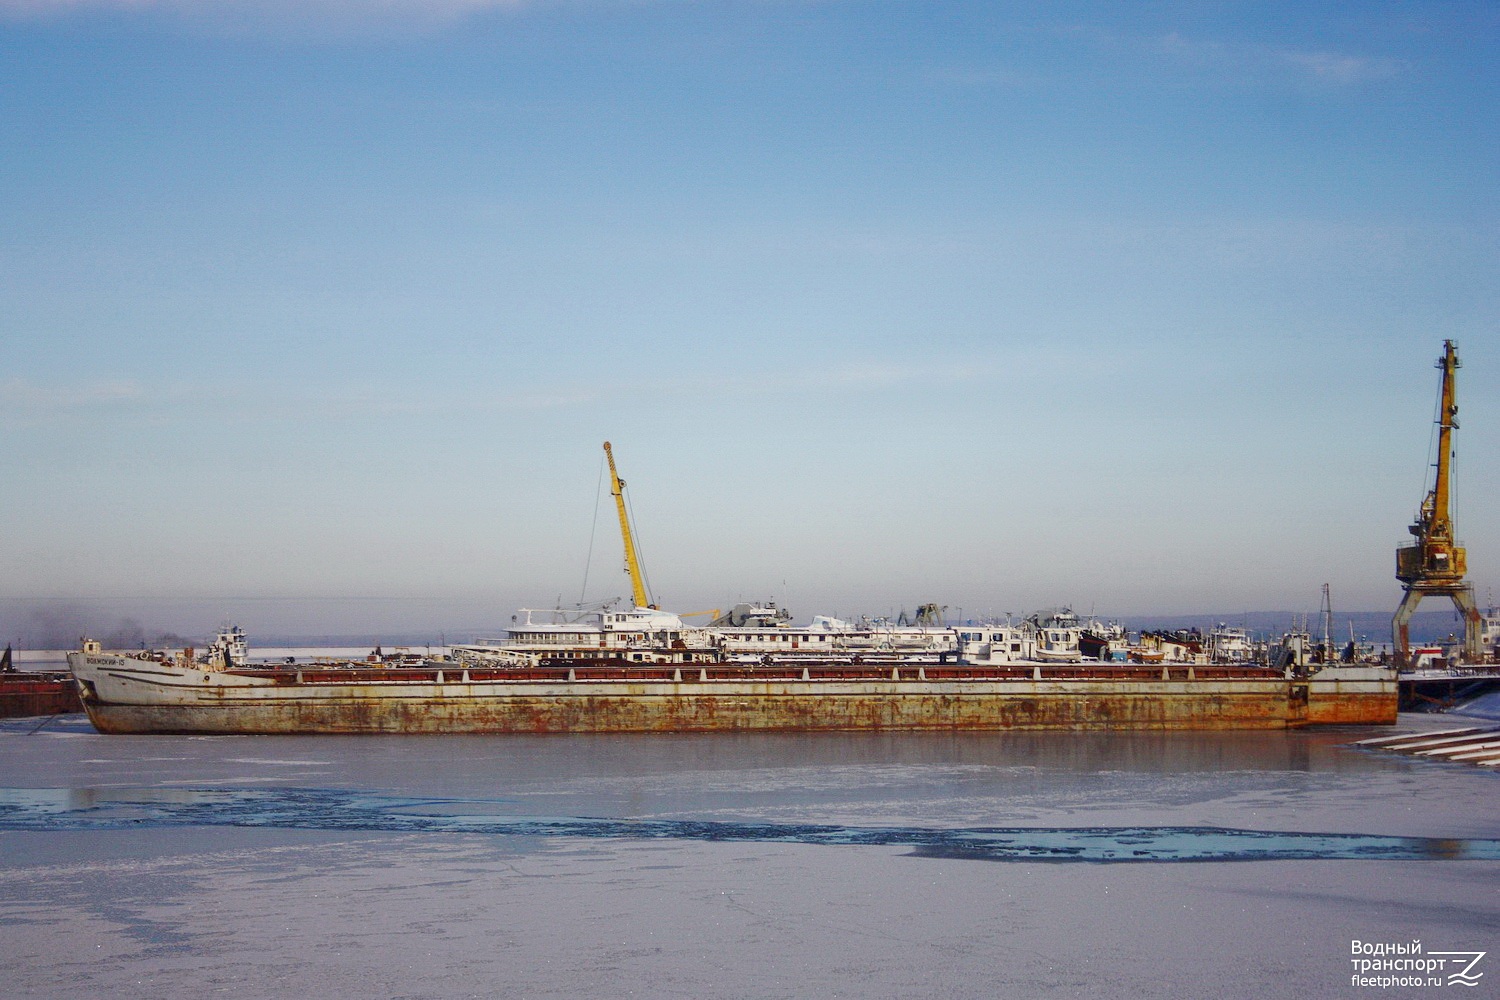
[603,442,654,610]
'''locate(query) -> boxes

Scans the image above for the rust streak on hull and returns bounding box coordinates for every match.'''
[70,653,1398,735]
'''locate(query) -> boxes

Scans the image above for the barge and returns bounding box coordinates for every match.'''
[0,673,82,719]
[0,644,83,718]
[66,644,1395,734]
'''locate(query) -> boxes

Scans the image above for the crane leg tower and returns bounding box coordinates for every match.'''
[1393,340,1483,666]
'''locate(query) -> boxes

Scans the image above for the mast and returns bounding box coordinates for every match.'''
[603,442,654,610]
[1320,584,1332,663]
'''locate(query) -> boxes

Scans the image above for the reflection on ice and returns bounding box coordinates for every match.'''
[1,786,1496,862]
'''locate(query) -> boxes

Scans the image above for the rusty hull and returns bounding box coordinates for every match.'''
[1299,664,1399,726]
[0,674,83,719]
[72,659,1398,735]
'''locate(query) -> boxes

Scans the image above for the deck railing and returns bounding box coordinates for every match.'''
[237,663,1288,686]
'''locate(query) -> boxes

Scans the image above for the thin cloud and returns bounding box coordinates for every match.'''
[0,0,532,36]
[0,0,524,12]
[434,362,1004,413]
[1280,49,1404,85]
[0,378,147,413]
[1069,25,1408,88]
[0,362,999,424]
[1071,214,1409,264]
[1175,32,1403,85]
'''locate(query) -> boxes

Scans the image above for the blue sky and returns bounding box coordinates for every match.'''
[2,1,1497,635]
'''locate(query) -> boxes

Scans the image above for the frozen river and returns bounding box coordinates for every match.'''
[2,714,1496,998]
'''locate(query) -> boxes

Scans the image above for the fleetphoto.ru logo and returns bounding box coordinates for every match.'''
[1350,940,1486,988]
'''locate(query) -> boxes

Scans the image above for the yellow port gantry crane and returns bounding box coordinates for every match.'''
[603,441,656,610]
[1393,340,1483,666]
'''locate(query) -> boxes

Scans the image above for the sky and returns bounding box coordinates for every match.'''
[2,1,1498,639]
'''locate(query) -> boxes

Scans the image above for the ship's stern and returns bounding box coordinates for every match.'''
[1303,664,1399,725]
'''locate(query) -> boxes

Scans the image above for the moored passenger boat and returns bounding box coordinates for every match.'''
[1208,624,1255,663]
[1026,608,1086,663]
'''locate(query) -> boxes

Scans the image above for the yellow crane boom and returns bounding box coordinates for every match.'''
[603,442,654,610]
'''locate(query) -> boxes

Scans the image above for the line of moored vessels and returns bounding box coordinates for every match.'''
[176,600,1453,673]
[437,600,1496,672]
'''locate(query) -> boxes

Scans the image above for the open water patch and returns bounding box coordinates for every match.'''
[0,787,1496,863]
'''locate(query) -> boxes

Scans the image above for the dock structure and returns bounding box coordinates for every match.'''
[1356,726,1500,767]
[1398,665,1500,712]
